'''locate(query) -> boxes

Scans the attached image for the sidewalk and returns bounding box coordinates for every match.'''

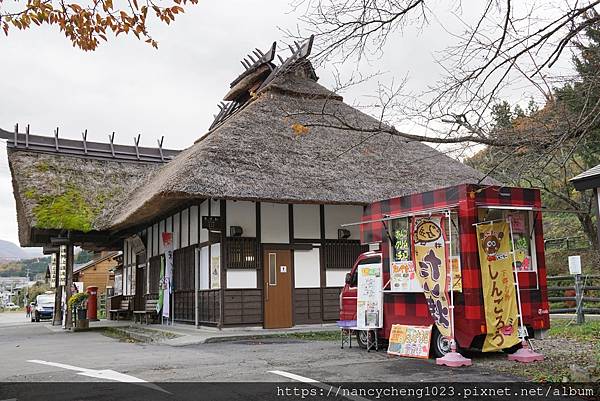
[69,318,338,346]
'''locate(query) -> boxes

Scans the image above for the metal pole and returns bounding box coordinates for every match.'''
[446,211,458,352]
[575,274,585,324]
[509,219,527,342]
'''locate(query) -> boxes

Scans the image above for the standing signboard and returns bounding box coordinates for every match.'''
[357,262,383,329]
[387,324,432,359]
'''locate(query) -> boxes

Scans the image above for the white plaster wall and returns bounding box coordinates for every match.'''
[159,220,166,254]
[226,200,256,237]
[293,204,320,239]
[166,216,173,235]
[152,223,159,256]
[226,270,258,289]
[293,248,320,288]
[122,265,129,295]
[145,228,152,262]
[173,212,180,250]
[200,200,209,243]
[190,205,199,245]
[324,205,362,240]
[200,246,209,290]
[124,239,130,267]
[181,208,190,248]
[211,199,221,216]
[326,269,348,287]
[261,202,289,243]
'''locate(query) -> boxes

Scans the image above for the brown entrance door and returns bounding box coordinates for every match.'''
[263,249,293,329]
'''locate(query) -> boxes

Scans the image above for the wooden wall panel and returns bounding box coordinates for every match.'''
[222,289,263,325]
[294,288,322,324]
[198,289,221,324]
[322,287,342,321]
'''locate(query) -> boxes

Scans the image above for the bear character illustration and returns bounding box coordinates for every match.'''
[480,231,504,259]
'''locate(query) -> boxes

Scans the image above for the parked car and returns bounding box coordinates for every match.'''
[32,294,54,322]
[4,302,19,311]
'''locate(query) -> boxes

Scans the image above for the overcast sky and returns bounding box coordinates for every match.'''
[0,1,574,247]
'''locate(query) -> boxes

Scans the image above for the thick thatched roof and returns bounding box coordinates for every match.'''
[111,60,495,230]
[7,149,161,246]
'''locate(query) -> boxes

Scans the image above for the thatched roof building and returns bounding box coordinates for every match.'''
[110,60,493,231]
[5,37,493,248]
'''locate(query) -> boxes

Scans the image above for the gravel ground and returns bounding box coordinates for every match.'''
[477,330,600,382]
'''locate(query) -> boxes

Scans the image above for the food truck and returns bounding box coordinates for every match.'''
[339,184,550,358]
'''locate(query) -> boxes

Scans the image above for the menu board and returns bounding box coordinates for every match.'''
[357,262,383,329]
[390,261,423,292]
[387,324,432,359]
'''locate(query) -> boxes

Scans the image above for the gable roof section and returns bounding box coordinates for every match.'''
[111,61,496,230]
[7,149,163,246]
[571,164,600,191]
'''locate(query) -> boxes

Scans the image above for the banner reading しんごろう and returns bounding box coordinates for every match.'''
[476,221,520,351]
[412,216,451,337]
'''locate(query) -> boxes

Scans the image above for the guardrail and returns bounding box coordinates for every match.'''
[547,274,600,323]
[544,236,591,251]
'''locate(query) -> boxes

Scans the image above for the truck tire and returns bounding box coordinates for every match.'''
[356,330,371,349]
[430,327,452,358]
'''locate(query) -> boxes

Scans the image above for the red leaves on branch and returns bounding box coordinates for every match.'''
[1,0,198,50]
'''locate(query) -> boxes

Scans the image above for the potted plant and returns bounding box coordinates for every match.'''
[68,292,89,329]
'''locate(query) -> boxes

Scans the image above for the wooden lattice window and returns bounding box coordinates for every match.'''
[224,237,258,269]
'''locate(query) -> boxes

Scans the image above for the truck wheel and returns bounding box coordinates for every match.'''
[430,328,452,358]
[356,330,371,349]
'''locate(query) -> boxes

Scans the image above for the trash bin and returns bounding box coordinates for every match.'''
[86,286,99,321]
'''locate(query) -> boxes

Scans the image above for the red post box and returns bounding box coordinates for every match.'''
[86,286,99,321]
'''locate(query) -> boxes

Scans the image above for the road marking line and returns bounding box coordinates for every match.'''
[27,360,168,393]
[269,370,318,383]
[268,370,369,401]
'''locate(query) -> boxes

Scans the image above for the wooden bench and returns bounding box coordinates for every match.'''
[133,299,160,325]
[109,299,131,321]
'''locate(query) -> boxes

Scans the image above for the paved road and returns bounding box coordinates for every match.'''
[0,314,525,400]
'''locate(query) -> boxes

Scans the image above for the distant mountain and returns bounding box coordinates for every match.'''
[0,240,43,261]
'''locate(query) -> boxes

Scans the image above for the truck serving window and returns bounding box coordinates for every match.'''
[478,208,537,272]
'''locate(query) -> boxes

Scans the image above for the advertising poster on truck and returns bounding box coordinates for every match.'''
[357,262,383,329]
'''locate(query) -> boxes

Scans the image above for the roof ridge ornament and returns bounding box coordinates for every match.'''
[0,125,178,163]
[257,35,314,91]
[208,36,315,132]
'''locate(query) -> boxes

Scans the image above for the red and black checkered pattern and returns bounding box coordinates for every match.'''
[361,185,550,348]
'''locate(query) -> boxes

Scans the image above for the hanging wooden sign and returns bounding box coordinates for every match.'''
[202,216,223,232]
